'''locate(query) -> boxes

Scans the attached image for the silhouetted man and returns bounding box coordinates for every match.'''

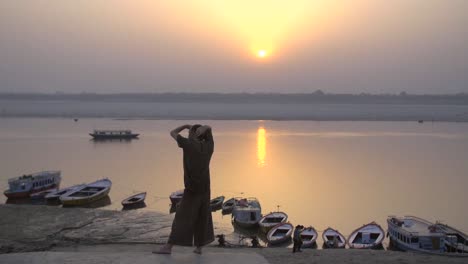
[154,124,215,255]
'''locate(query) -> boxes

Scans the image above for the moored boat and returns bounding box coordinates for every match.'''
[258,212,288,233]
[232,197,262,228]
[4,171,61,199]
[348,221,385,249]
[122,192,147,207]
[435,222,468,253]
[210,196,225,211]
[300,226,318,248]
[90,130,139,140]
[169,190,184,205]
[322,227,346,248]
[221,197,238,214]
[388,216,468,256]
[267,223,294,245]
[30,188,58,200]
[60,178,112,206]
[45,184,85,202]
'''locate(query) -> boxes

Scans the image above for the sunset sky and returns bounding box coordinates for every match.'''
[1,0,467,94]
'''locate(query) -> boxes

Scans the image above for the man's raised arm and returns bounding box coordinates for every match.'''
[170,124,191,141]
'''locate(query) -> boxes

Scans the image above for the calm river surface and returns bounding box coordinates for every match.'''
[1,118,467,244]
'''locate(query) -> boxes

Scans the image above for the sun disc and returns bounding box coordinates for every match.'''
[257,50,267,58]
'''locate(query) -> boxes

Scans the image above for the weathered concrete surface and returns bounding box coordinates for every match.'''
[0,245,270,264]
[0,204,173,253]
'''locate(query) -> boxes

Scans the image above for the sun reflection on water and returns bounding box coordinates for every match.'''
[257,127,267,167]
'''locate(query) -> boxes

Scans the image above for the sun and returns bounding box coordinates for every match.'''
[257,50,267,58]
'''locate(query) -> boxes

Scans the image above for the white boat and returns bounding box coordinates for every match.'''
[4,171,61,199]
[348,221,385,249]
[322,227,346,248]
[267,223,294,245]
[300,226,318,248]
[388,216,468,256]
[30,188,58,200]
[232,197,262,228]
[45,184,85,202]
[258,212,288,233]
[121,192,147,207]
[210,196,225,211]
[169,190,184,205]
[221,197,238,214]
[60,179,112,206]
[435,223,468,253]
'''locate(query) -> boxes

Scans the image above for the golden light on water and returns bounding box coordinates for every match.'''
[257,127,267,167]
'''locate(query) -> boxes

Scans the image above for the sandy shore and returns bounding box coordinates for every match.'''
[1,204,467,263]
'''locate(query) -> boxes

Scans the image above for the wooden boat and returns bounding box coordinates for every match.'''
[45,184,85,202]
[4,171,61,199]
[60,179,112,206]
[169,190,184,205]
[348,221,385,249]
[322,227,346,248]
[300,226,318,248]
[267,223,294,245]
[232,197,262,228]
[435,223,468,253]
[30,188,58,200]
[210,196,225,211]
[388,216,468,256]
[90,130,139,140]
[221,197,238,214]
[258,212,288,233]
[122,192,147,207]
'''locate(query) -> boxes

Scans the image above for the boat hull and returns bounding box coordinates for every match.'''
[90,134,139,140]
[61,188,111,206]
[4,184,59,199]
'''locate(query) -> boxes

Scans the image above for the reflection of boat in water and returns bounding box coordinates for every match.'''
[300,226,318,248]
[322,227,346,248]
[90,130,139,140]
[258,212,288,233]
[60,179,112,206]
[122,201,146,211]
[232,198,262,228]
[4,171,61,199]
[266,223,293,246]
[388,216,468,256]
[348,221,385,249]
[210,196,225,211]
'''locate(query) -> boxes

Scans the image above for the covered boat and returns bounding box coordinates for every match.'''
[267,223,294,245]
[322,227,346,248]
[122,192,147,207]
[388,216,468,256]
[221,197,238,214]
[169,190,184,205]
[435,223,468,253]
[210,196,225,211]
[348,222,385,249]
[232,198,262,228]
[45,184,85,202]
[90,130,139,140]
[300,226,318,248]
[4,171,61,199]
[258,212,288,233]
[60,179,112,206]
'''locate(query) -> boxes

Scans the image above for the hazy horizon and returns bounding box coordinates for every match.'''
[1,1,467,94]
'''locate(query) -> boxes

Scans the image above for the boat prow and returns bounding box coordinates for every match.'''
[322,227,346,248]
[267,222,294,246]
[348,221,385,249]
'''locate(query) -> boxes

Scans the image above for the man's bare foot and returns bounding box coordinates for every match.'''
[152,244,173,254]
[193,247,202,254]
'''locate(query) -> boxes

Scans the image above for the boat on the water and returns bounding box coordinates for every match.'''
[232,197,262,228]
[122,192,146,207]
[170,190,184,205]
[221,197,238,214]
[322,227,346,248]
[45,184,85,202]
[348,221,385,249]
[4,171,61,199]
[30,188,58,200]
[60,178,112,206]
[300,226,318,248]
[388,216,468,256]
[90,130,139,140]
[210,196,225,211]
[267,223,294,245]
[258,212,288,233]
[435,222,468,253]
